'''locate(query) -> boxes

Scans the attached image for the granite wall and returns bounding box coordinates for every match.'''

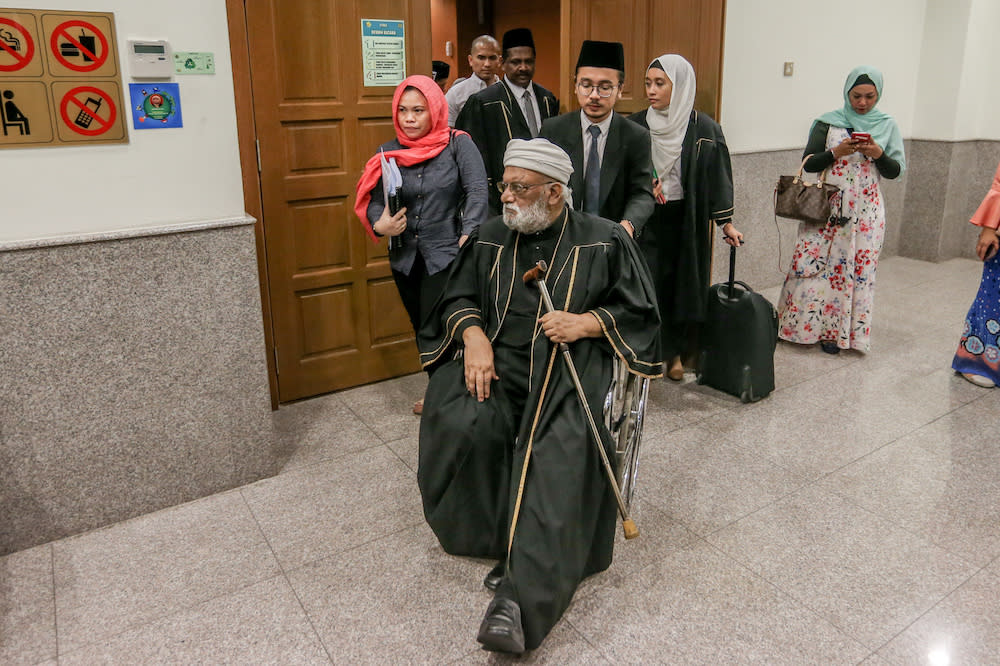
[901,140,1000,262]
[715,140,1000,292]
[0,220,278,555]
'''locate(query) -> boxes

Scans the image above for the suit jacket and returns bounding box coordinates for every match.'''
[455,80,559,214]
[539,111,654,236]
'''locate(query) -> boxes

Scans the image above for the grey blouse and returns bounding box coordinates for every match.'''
[367,133,488,276]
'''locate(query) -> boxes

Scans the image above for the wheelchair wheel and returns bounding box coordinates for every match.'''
[603,359,650,511]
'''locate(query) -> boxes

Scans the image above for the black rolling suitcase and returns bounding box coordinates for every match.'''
[696,245,777,402]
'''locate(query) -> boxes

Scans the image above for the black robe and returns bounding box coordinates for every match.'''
[417,207,662,650]
[626,110,734,353]
[455,80,559,216]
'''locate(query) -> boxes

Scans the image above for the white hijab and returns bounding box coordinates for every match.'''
[645,54,697,180]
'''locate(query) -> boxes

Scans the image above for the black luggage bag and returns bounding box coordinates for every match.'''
[696,245,777,403]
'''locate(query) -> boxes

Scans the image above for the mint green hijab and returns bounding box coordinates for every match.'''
[816,65,906,173]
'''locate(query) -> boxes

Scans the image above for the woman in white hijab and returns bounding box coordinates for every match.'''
[628,54,743,380]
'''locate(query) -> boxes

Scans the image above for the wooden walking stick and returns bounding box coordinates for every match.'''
[522,260,639,539]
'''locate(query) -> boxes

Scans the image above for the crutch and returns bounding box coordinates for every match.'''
[522,260,639,539]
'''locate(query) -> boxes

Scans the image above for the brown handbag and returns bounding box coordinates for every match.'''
[774,156,840,225]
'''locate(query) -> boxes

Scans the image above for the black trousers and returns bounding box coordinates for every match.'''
[392,252,452,336]
[640,200,692,360]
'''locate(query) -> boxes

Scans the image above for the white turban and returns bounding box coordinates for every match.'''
[503,138,574,185]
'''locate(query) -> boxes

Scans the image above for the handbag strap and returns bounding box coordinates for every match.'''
[796,154,830,188]
[449,129,467,231]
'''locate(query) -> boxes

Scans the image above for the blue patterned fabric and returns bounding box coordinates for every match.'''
[952,251,1000,384]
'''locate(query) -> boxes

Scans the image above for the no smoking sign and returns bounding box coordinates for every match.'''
[0,12,43,76]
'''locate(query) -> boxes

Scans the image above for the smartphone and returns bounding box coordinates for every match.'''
[851,132,871,142]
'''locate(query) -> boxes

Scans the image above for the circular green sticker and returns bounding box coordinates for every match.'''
[142,92,173,121]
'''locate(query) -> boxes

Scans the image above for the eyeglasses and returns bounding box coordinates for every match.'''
[576,81,618,98]
[496,181,555,195]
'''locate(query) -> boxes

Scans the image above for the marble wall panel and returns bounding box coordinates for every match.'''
[719,149,801,291]
[901,141,955,261]
[0,224,277,555]
[941,141,1000,260]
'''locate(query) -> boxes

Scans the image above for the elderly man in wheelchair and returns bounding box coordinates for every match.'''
[415,137,662,654]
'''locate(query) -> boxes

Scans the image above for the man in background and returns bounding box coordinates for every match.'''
[431,60,450,91]
[456,28,560,215]
[539,40,654,238]
[445,35,502,125]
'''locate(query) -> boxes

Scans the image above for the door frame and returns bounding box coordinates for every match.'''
[226,0,278,409]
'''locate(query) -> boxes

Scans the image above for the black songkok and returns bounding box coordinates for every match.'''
[432,60,450,81]
[575,40,625,71]
[502,28,535,53]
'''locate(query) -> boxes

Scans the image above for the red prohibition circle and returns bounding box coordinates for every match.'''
[59,86,117,136]
[0,18,35,72]
[50,19,108,72]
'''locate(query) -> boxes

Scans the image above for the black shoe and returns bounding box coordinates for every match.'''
[483,561,505,591]
[477,597,525,654]
[820,341,841,354]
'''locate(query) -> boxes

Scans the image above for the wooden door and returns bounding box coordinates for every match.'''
[560,0,726,118]
[644,0,726,116]
[244,0,431,401]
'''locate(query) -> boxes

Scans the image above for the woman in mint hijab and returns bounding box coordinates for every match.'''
[777,65,905,355]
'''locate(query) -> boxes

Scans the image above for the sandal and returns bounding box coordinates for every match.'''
[960,372,995,388]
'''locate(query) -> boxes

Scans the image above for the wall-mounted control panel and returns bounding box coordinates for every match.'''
[128,40,173,78]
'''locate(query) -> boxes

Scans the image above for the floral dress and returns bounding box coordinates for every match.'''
[951,251,1000,384]
[777,126,886,352]
[951,161,1000,384]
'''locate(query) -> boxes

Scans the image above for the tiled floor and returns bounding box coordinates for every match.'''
[4,256,1000,665]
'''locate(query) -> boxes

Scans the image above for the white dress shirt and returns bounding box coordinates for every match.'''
[580,112,614,173]
[503,77,542,130]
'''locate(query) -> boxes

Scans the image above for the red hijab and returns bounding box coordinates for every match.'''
[354,74,462,243]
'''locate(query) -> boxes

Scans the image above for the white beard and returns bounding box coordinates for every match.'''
[502,195,556,234]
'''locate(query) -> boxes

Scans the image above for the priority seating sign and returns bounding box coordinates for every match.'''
[0,7,126,148]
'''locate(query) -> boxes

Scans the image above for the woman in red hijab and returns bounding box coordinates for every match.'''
[356,74,488,412]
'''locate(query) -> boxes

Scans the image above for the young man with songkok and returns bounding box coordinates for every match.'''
[539,40,654,238]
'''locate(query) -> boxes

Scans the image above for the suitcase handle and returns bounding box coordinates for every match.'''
[717,280,753,303]
[728,244,737,299]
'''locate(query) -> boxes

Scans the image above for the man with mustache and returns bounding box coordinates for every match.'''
[539,40,654,239]
[455,28,560,215]
[416,138,662,654]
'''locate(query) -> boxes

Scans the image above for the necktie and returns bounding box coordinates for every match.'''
[584,125,601,214]
[523,90,538,137]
